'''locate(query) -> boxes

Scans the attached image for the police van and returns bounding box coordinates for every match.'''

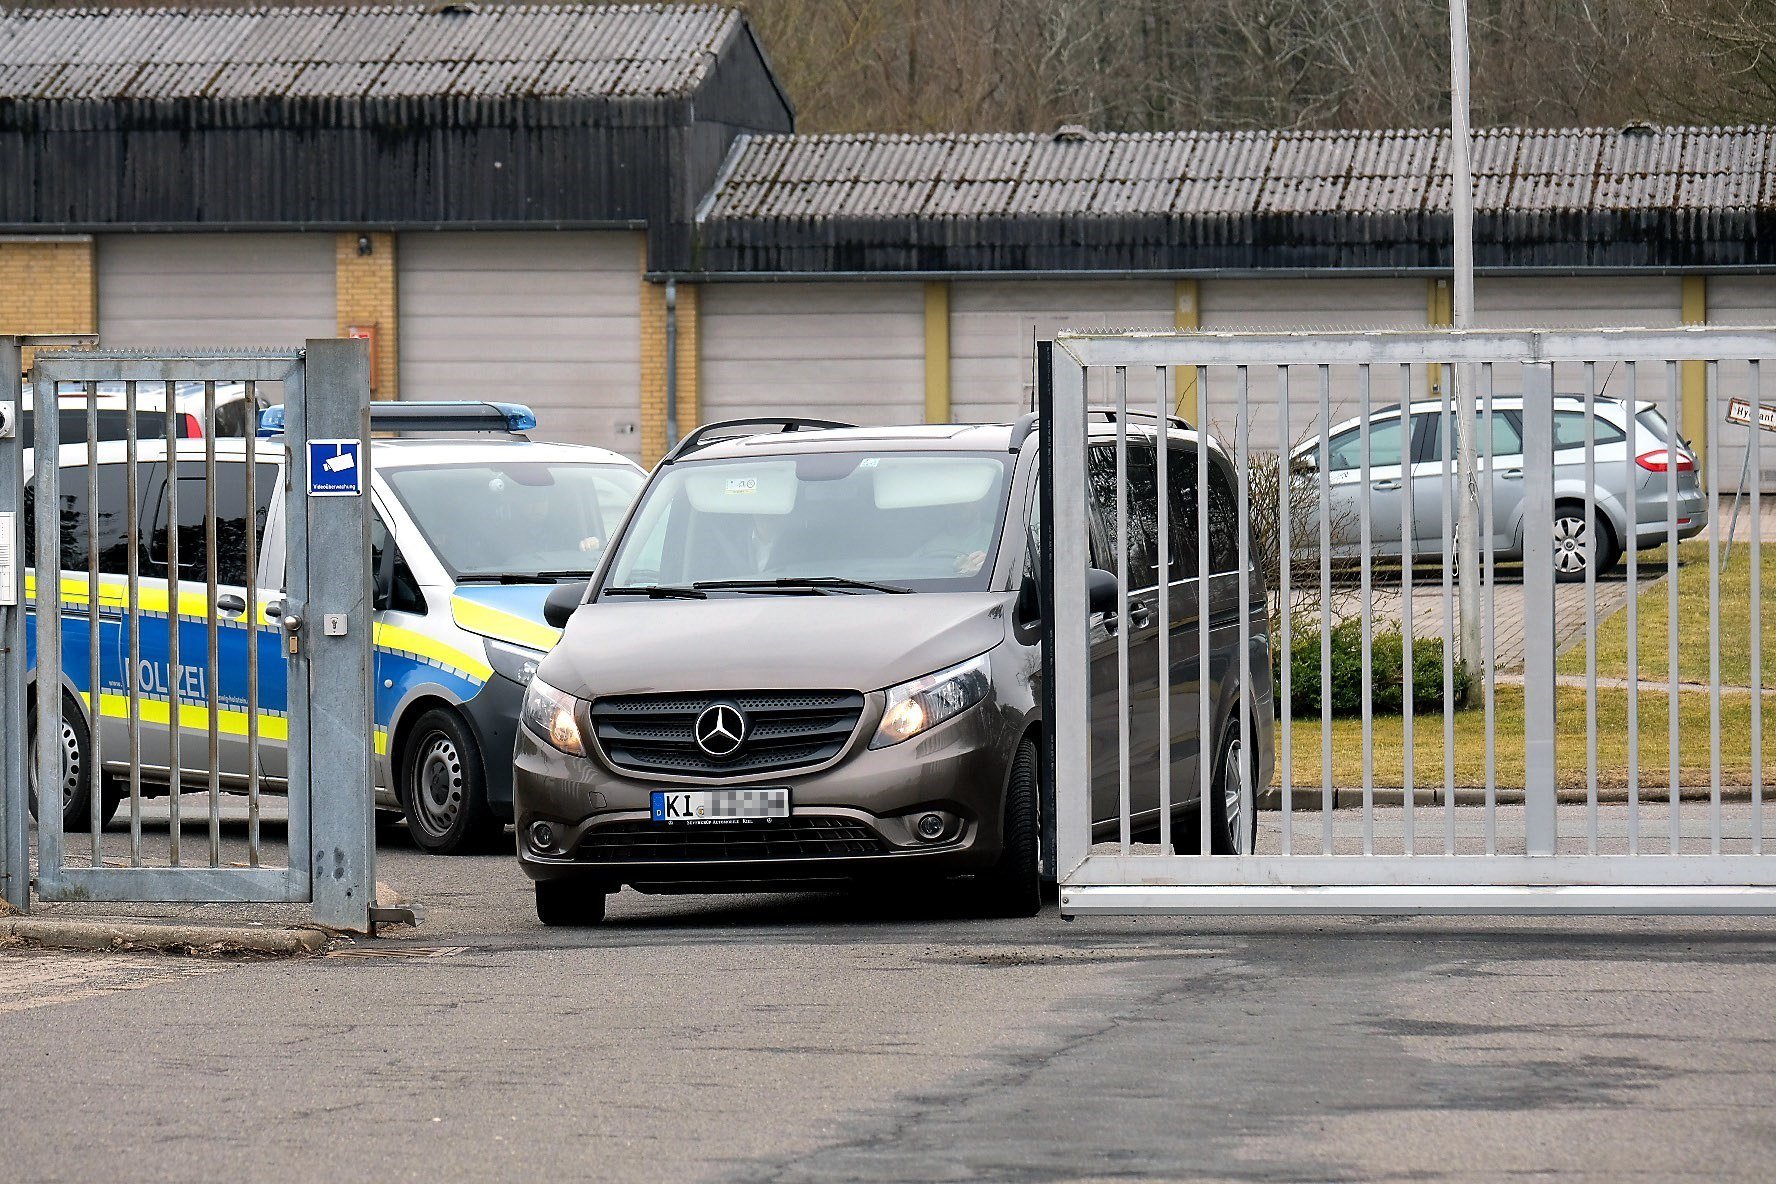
[23,403,645,854]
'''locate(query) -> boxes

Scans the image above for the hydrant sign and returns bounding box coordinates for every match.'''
[1726,397,1776,433]
[308,440,363,496]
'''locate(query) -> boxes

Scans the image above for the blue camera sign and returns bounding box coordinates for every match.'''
[308,439,363,497]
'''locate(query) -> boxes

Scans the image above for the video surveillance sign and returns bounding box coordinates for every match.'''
[308,439,363,497]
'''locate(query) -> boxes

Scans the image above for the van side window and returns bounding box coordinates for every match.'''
[372,516,426,615]
[1086,440,1160,589]
[21,463,145,575]
[144,460,278,586]
[1166,444,1240,577]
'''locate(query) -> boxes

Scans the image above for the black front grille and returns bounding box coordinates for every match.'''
[590,690,865,777]
[577,817,885,862]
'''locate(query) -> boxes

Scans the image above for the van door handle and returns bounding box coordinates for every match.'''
[1128,602,1153,630]
[215,593,247,617]
[1372,478,1402,491]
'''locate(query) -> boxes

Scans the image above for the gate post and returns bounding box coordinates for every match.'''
[1050,342,1091,886]
[0,336,26,912]
[1520,360,1558,855]
[293,339,375,932]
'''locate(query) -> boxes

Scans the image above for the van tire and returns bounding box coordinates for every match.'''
[536,879,607,927]
[27,691,119,833]
[975,739,1042,918]
[397,708,500,856]
[1170,716,1252,855]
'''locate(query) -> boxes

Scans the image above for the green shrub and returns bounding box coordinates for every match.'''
[1280,619,1471,718]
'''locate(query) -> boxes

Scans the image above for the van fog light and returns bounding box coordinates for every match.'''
[915,813,947,842]
[529,821,558,852]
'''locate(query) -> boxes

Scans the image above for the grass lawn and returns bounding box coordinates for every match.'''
[1279,684,1774,790]
[1557,540,1776,688]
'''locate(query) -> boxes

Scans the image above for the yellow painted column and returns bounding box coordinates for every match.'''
[335,232,398,400]
[1173,279,1200,421]
[639,245,700,464]
[1427,277,1453,400]
[923,281,950,423]
[0,235,97,369]
[1681,276,1709,476]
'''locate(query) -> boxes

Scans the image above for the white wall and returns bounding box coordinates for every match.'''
[1707,275,1776,491]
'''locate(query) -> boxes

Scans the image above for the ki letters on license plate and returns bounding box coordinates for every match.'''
[652,788,790,823]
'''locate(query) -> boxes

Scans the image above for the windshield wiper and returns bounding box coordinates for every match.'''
[692,577,911,595]
[459,573,571,585]
[603,584,708,600]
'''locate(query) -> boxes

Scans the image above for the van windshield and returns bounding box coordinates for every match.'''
[382,461,645,580]
[604,451,1014,595]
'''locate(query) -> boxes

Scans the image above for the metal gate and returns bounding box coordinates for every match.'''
[0,338,374,931]
[1046,327,1772,914]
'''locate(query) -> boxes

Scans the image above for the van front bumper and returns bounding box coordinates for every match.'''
[512,697,1020,889]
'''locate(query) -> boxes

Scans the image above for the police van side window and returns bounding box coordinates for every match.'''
[372,516,425,615]
[21,463,144,575]
[144,461,278,586]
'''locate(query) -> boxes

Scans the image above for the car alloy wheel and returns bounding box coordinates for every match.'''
[1221,732,1245,853]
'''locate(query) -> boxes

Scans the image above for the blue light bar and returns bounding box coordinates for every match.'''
[257,401,536,438]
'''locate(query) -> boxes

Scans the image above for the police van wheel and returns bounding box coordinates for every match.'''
[535,879,607,927]
[398,708,500,856]
[27,691,118,833]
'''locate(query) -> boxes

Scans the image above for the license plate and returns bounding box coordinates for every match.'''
[651,788,790,823]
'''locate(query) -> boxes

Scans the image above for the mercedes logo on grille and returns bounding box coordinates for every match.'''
[694,702,748,758]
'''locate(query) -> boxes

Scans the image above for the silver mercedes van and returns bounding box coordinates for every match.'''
[512,415,1274,925]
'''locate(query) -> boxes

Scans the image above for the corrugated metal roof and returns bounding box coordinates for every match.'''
[0,4,739,101]
[700,125,1776,222]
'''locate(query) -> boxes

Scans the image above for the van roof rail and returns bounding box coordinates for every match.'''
[1008,407,1191,453]
[662,417,855,463]
[258,400,536,437]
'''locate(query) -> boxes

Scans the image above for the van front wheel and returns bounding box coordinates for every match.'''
[974,739,1042,918]
[398,708,500,856]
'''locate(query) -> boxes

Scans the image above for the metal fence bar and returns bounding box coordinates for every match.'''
[1707,361,1723,854]
[1753,361,1765,857]
[1398,365,1414,854]
[1276,365,1292,855]
[1625,362,1640,855]
[165,391,182,865]
[0,338,25,913]
[1667,361,1681,854]
[1197,366,1212,856]
[124,380,143,867]
[1358,364,1375,855]
[32,374,64,884]
[1318,365,1333,854]
[1114,368,1131,854]
[244,381,262,867]
[1585,362,1600,856]
[1235,364,1254,853]
[205,380,222,868]
[1478,363,1495,854]
[1155,365,1172,855]
[1051,344,1091,882]
[1059,328,1776,368]
[1521,361,1558,857]
[85,381,103,867]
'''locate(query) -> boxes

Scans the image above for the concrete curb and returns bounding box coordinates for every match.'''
[0,917,331,957]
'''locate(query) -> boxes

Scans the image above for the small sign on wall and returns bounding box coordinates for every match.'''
[308,440,363,497]
[347,324,377,391]
[1726,397,1776,433]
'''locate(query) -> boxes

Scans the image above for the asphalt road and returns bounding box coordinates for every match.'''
[4,821,1776,1183]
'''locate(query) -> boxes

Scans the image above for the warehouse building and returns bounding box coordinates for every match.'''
[2,5,1773,486]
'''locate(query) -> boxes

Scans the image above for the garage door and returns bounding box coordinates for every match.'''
[398,232,642,457]
[98,233,335,348]
[701,282,924,426]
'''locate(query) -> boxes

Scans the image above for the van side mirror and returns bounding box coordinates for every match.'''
[543,580,590,630]
[1087,567,1119,616]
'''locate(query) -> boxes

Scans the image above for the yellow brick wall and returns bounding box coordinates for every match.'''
[335,232,398,400]
[0,237,97,369]
[639,243,700,466]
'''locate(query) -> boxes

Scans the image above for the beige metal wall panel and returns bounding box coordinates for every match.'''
[949,280,1174,424]
[1705,276,1776,492]
[98,233,335,349]
[398,231,642,457]
[700,282,924,425]
[1201,278,1425,455]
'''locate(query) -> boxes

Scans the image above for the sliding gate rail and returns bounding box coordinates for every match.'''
[1048,327,1774,915]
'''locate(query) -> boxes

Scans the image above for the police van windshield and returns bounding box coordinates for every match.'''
[382,461,644,581]
[603,451,1013,595]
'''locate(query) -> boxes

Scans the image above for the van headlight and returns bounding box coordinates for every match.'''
[486,639,544,686]
[521,676,586,756]
[870,654,991,749]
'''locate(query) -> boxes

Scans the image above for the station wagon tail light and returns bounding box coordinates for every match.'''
[871,654,991,749]
[181,413,204,438]
[521,676,586,756]
[1635,449,1695,473]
